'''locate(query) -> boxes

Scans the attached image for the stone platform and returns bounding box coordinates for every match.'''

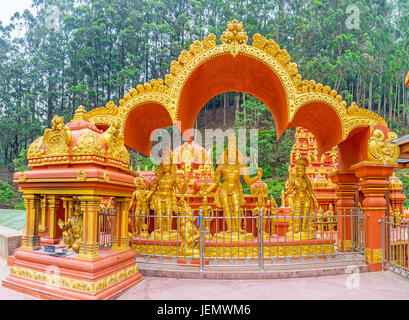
[131,235,336,258]
[136,257,369,280]
[2,248,143,300]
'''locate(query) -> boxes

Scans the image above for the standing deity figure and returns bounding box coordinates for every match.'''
[203,135,262,241]
[147,150,188,241]
[285,158,318,240]
[129,177,149,238]
[253,195,270,239]
[198,195,214,234]
[58,202,83,253]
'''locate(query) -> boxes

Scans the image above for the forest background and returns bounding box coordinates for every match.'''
[0,0,408,208]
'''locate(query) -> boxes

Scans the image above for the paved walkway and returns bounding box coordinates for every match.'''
[0,257,409,300]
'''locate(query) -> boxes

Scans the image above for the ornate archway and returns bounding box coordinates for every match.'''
[87,20,395,171]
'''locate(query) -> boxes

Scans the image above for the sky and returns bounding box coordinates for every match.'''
[0,0,33,25]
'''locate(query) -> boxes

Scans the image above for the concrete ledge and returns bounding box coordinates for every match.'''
[0,226,23,259]
[137,261,370,280]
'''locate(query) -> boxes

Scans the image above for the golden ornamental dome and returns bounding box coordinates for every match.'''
[389,173,403,191]
[173,141,209,165]
[26,106,130,170]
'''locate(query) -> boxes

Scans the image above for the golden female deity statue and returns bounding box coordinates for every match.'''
[203,135,262,241]
[129,177,149,238]
[285,158,318,240]
[198,195,213,233]
[58,202,83,253]
[147,150,189,240]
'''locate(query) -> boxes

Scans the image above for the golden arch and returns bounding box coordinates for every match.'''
[87,20,388,163]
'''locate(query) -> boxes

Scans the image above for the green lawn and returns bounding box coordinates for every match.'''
[0,209,26,231]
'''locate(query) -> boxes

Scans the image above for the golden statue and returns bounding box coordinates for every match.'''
[203,135,262,241]
[285,158,318,240]
[280,189,286,207]
[178,207,201,257]
[198,195,213,234]
[268,195,278,209]
[253,195,271,238]
[147,150,189,240]
[176,195,192,234]
[129,177,149,238]
[58,202,83,253]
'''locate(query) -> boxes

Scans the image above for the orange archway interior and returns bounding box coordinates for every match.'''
[122,53,372,168]
[124,103,173,155]
[176,54,288,138]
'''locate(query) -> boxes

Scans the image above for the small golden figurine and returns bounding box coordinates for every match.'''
[129,177,149,238]
[285,157,319,240]
[176,195,192,234]
[147,149,188,241]
[178,208,201,257]
[58,202,83,253]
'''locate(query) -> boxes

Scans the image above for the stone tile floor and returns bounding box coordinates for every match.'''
[0,257,409,300]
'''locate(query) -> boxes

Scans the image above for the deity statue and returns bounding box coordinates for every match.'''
[146,150,189,240]
[268,195,278,209]
[176,195,192,234]
[58,202,83,253]
[253,195,270,239]
[280,189,286,207]
[316,204,335,238]
[198,195,214,234]
[203,135,262,241]
[178,206,201,257]
[285,158,319,240]
[129,177,149,238]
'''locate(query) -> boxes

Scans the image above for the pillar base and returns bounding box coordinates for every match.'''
[2,248,142,300]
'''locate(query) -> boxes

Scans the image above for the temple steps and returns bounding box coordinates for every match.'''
[136,259,369,280]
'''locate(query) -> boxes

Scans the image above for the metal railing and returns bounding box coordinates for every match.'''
[97,207,116,248]
[129,206,366,270]
[381,217,409,278]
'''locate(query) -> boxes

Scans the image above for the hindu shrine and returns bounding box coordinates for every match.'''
[2,20,407,300]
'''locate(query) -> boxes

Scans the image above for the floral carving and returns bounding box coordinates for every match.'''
[368,129,400,162]
[43,115,72,156]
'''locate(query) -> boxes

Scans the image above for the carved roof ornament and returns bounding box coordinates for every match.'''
[19,172,27,183]
[43,115,72,157]
[77,169,87,182]
[368,129,400,162]
[72,106,89,122]
[27,136,44,159]
[389,172,403,191]
[221,19,248,57]
[102,119,130,164]
[72,129,105,157]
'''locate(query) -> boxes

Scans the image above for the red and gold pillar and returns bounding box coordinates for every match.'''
[352,161,396,271]
[38,195,47,233]
[330,171,359,252]
[77,196,103,261]
[47,195,60,242]
[112,198,131,251]
[21,194,41,251]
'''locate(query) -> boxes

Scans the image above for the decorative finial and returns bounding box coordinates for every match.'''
[72,106,89,122]
[221,20,248,57]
